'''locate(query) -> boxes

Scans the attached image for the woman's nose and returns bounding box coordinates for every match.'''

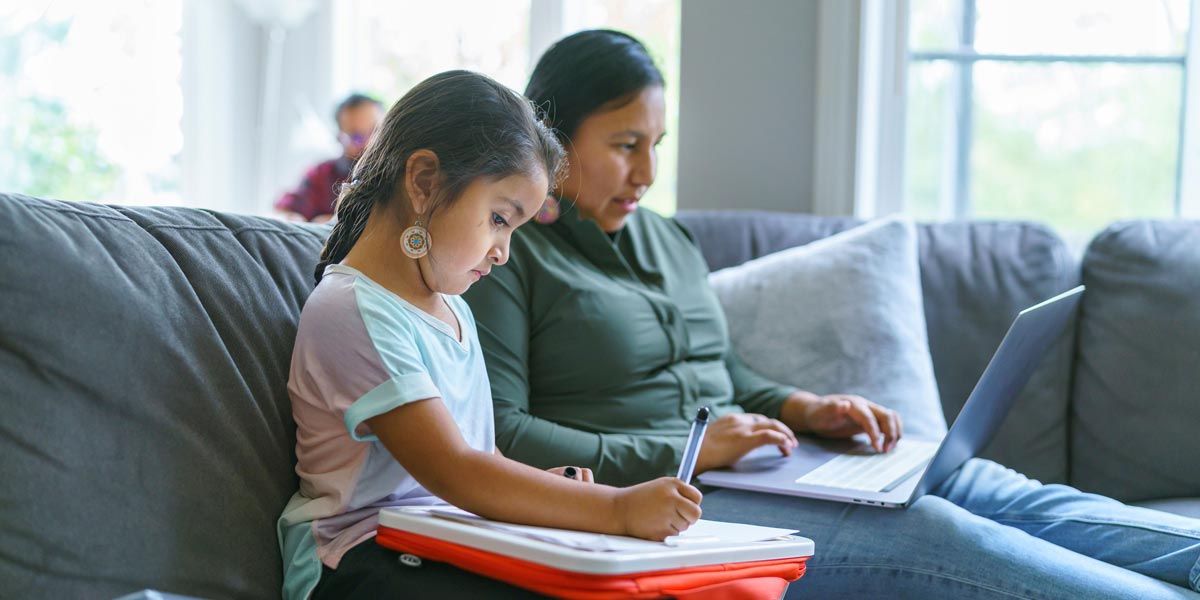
[631,148,656,186]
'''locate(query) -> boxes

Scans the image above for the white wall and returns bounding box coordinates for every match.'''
[677,0,820,213]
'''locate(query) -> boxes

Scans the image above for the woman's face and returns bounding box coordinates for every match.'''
[558,86,665,233]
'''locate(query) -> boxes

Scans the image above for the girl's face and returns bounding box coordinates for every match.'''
[420,171,549,295]
[557,86,666,233]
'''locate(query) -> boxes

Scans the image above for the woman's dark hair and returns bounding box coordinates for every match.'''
[315,70,566,284]
[525,29,664,143]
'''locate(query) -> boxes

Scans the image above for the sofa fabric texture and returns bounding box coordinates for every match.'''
[1,195,325,599]
[1070,220,1200,502]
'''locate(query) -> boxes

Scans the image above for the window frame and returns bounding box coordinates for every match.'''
[828,0,1200,221]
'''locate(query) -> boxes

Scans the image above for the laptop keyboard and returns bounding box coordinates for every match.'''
[795,438,940,492]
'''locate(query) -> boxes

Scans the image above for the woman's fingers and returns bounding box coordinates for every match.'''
[880,407,902,451]
[843,399,885,452]
[749,417,797,455]
[749,428,795,454]
[752,417,798,444]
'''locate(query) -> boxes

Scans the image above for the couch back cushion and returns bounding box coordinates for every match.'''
[0,195,326,599]
[675,211,1080,483]
[1071,220,1200,501]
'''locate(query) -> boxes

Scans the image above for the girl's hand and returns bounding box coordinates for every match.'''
[546,465,594,483]
[613,477,702,541]
[694,413,798,474]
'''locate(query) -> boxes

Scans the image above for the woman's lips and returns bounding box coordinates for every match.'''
[613,197,640,213]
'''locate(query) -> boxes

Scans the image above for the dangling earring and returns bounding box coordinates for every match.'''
[535,196,560,224]
[402,219,430,259]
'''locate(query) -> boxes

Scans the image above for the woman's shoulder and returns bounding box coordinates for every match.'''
[629,207,700,248]
[503,220,572,271]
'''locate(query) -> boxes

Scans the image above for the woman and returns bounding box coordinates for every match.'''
[463,30,1200,598]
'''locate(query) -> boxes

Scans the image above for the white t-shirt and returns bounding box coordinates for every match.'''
[277,264,496,600]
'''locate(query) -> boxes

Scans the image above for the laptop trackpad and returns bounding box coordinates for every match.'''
[728,437,869,473]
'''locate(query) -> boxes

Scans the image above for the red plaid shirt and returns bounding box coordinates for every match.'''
[275,157,354,221]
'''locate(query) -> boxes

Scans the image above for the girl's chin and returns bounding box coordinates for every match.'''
[428,278,473,296]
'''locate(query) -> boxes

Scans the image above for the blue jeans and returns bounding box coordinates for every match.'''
[701,459,1200,599]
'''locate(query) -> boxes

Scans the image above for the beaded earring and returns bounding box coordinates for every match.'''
[401,219,430,258]
[535,196,560,224]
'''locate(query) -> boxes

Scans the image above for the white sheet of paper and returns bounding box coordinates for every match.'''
[426,507,796,553]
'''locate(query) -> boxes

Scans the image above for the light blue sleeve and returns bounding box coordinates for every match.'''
[342,285,442,441]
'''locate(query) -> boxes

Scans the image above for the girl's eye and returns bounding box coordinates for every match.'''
[492,212,509,227]
[616,142,636,151]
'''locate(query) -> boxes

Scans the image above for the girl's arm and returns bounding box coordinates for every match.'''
[367,397,701,541]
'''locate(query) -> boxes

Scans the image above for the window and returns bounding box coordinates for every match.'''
[560,0,681,216]
[332,0,680,215]
[335,0,532,97]
[906,0,1191,248]
[0,0,183,206]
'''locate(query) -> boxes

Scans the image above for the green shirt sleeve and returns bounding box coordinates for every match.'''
[725,351,799,419]
[467,256,685,487]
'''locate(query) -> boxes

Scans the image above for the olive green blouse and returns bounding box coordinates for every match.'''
[462,200,798,486]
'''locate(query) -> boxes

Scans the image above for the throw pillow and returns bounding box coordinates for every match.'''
[708,216,948,439]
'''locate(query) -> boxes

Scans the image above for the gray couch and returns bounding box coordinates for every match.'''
[2,193,1198,599]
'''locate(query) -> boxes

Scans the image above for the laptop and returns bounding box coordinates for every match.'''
[698,285,1084,508]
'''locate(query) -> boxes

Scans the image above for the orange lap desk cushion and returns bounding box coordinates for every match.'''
[375,526,808,600]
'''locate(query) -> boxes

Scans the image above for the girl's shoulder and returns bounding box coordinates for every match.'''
[299,268,420,346]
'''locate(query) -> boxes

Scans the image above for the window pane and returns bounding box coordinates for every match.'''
[567,0,680,216]
[351,0,531,99]
[0,0,183,205]
[970,62,1181,248]
[905,61,958,221]
[909,0,963,52]
[975,0,1189,56]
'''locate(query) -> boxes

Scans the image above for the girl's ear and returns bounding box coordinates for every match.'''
[404,149,440,217]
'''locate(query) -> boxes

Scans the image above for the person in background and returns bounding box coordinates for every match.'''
[276,93,384,223]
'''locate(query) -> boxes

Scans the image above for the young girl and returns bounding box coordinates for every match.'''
[277,70,703,600]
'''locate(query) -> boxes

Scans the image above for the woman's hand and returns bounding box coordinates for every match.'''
[546,465,594,483]
[694,413,798,474]
[613,477,703,541]
[780,391,902,452]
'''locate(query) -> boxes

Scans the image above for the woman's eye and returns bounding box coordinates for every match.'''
[492,212,509,227]
[616,143,636,151]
